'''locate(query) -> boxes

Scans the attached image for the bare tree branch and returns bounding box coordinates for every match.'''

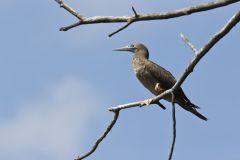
[108,6,139,37]
[108,21,134,37]
[180,33,198,54]
[55,0,84,20]
[75,111,120,160]
[132,6,138,17]
[109,10,240,112]
[168,93,176,160]
[74,11,240,160]
[55,0,240,36]
[168,10,240,93]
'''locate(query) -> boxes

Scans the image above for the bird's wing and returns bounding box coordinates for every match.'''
[145,60,199,108]
[145,60,176,90]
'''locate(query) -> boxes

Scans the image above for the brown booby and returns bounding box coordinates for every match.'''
[114,43,207,121]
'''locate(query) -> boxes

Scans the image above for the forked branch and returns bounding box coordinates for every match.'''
[55,0,240,36]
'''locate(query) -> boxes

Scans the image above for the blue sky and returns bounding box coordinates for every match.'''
[0,1,240,160]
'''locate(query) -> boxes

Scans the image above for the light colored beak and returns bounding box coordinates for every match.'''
[113,46,135,52]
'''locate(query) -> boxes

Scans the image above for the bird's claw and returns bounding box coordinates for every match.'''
[140,99,153,107]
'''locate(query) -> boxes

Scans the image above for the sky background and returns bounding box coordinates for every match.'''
[0,1,240,160]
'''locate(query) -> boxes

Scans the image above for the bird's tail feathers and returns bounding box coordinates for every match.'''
[188,102,200,109]
[187,107,208,121]
[178,100,207,121]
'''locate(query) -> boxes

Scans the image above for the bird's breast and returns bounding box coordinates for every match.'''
[132,58,164,95]
[132,57,145,74]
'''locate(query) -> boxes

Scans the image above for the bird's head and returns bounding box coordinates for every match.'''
[113,43,149,59]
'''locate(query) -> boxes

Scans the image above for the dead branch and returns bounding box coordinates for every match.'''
[55,0,84,20]
[168,93,176,160]
[74,10,240,160]
[180,33,198,54]
[75,111,119,160]
[55,0,240,36]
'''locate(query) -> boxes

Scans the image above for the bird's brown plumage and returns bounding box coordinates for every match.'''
[115,43,207,121]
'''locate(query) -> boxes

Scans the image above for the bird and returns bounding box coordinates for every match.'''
[113,43,207,121]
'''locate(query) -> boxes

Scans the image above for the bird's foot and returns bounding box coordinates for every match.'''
[140,99,153,107]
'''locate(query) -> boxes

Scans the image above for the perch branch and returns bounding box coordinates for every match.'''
[180,33,198,54]
[55,0,240,36]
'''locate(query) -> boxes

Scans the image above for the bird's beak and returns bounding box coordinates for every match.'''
[113,46,135,52]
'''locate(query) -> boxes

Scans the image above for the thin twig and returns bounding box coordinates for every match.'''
[55,0,240,35]
[168,92,176,160]
[60,21,82,31]
[132,6,138,17]
[108,21,134,37]
[75,111,120,160]
[55,0,84,20]
[180,33,198,54]
[108,6,139,37]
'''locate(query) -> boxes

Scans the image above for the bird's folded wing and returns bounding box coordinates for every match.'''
[145,60,177,90]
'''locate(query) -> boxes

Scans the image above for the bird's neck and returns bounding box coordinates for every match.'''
[132,53,148,74]
[134,50,149,59]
